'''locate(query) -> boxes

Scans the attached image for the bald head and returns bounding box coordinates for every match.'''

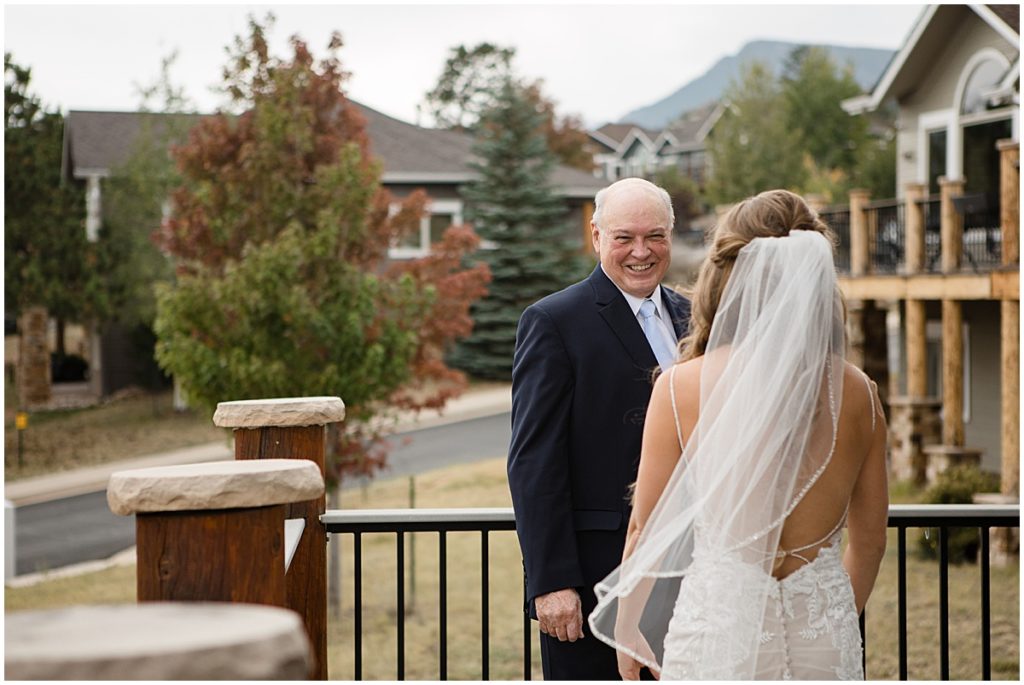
[593,178,674,233]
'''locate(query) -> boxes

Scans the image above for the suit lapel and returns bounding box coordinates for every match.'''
[590,266,659,369]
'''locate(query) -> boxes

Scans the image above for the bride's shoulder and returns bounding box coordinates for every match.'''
[655,357,702,396]
[840,361,880,417]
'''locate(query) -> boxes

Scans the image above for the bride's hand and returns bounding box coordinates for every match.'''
[618,652,660,680]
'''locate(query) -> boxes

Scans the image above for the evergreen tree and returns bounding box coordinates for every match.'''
[449,80,587,380]
[4,53,94,346]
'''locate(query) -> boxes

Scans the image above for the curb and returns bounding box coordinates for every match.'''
[5,386,512,507]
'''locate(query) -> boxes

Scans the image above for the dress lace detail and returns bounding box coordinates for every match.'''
[662,532,863,680]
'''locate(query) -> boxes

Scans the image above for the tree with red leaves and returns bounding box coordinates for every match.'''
[153,16,490,481]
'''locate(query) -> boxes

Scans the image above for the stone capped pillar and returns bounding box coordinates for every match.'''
[213,396,345,681]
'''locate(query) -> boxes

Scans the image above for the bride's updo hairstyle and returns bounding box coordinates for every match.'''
[679,189,837,361]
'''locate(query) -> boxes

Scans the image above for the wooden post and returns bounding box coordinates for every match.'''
[904,183,928,274]
[107,459,324,631]
[998,140,1019,267]
[906,299,928,398]
[998,140,1019,496]
[849,189,871,276]
[846,301,866,370]
[941,299,964,447]
[1002,300,1019,496]
[939,177,965,273]
[214,397,345,681]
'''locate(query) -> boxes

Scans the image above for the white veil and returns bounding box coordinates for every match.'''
[589,230,846,679]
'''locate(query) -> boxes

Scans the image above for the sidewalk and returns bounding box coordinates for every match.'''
[4,384,512,507]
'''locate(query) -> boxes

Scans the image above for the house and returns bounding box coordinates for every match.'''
[589,102,722,186]
[834,4,1019,494]
[50,101,605,400]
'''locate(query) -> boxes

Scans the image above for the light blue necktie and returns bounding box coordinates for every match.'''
[639,299,675,370]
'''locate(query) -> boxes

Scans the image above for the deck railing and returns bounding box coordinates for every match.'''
[865,198,906,274]
[818,205,851,273]
[322,503,1019,681]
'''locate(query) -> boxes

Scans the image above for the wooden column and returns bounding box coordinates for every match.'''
[849,189,871,276]
[1001,300,1019,496]
[998,140,1019,496]
[939,177,965,273]
[906,299,927,398]
[214,397,345,681]
[904,183,928,274]
[941,300,964,446]
[998,140,1019,267]
[846,301,866,370]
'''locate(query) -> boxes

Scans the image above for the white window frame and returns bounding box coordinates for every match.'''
[388,198,464,259]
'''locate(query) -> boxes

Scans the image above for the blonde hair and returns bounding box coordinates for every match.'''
[678,189,839,361]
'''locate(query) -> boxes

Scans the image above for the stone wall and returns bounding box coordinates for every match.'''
[16,307,51,408]
[888,396,942,484]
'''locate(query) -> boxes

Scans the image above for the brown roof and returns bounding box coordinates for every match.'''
[987,4,1019,34]
[63,102,603,197]
[662,101,719,147]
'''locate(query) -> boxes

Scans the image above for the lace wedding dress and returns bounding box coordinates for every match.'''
[590,231,866,680]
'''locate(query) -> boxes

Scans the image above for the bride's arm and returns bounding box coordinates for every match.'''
[843,382,889,614]
[624,363,695,561]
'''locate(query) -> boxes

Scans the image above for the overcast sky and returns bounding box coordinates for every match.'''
[4,1,925,127]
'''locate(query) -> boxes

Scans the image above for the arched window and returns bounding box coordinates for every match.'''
[960,58,1005,115]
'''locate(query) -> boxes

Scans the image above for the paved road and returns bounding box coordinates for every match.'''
[14,412,511,576]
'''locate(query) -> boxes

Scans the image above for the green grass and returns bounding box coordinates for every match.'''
[3,388,230,480]
[5,459,1019,680]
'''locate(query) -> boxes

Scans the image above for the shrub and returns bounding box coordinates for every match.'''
[917,464,1001,563]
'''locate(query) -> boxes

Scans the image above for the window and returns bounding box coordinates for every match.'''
[927,129,946,195]
[960,59,1005,116]
[388,199,463,259]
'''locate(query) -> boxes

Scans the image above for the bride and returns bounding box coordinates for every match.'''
[589,190,889,680]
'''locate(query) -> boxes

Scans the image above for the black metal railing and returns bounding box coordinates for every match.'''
[958,192,1002,271]
[866,199,905,274]
[323,504,1019,681]
[920,195,943,273]
[819,206,851,273]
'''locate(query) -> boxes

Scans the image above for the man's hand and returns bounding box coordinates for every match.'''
[535,588,584,642]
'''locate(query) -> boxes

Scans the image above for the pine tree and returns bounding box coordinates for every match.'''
[449,80,588,380]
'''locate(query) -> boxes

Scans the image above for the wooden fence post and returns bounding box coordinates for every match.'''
[213,397,345,681]
[904,183,928,274]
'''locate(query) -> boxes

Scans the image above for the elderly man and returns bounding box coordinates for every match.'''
[508,178,691,679]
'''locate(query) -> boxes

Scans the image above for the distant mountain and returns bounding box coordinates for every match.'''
[619,40,894,129]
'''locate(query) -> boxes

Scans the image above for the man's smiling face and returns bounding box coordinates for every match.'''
[592,185,673,298]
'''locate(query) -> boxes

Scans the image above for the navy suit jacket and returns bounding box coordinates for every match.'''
[508,265,691,607]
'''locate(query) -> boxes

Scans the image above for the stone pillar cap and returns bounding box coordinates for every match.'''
[107,459,324,516]
[4,602,311,680]
[213,396,345,428]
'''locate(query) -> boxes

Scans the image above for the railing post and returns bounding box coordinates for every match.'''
[998,140,1019,498]
[849,189,871,276]
[998,140,1019,268]
[904,183,928,274]
[939,177,966,273]
[214,396,345,681]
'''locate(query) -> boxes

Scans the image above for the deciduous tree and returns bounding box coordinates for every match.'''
[425,43,594,172]
[152,17,489,479]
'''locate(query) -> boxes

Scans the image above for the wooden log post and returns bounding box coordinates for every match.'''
[213,397,345,681]
[939,177,965,273]
[849,189,871,277]
[941,299,964,447]
[906,299,927,398]
[998,140,1019,267]
[107,459,324,608]
[999,140,1020,496]
[904,183,928,274]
